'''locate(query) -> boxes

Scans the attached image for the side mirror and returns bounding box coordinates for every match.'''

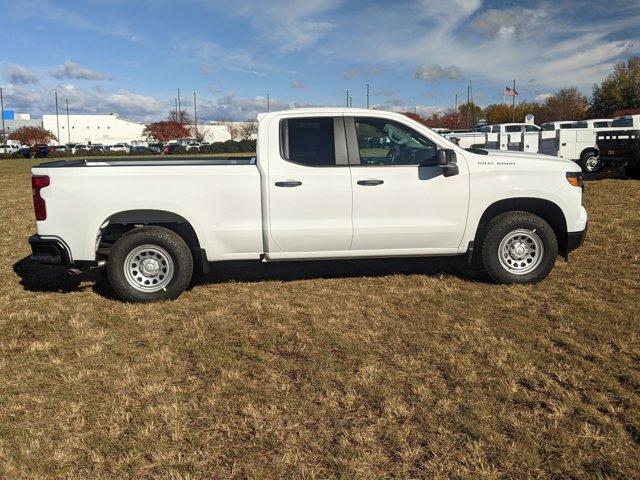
[437,148,451,166]
[437,149,459,177]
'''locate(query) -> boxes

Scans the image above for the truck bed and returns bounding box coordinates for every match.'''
[32,156,263,262]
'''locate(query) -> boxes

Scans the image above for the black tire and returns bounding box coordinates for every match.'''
[107,226,193,302]
[578,150,601,174]
[480,211,558,284]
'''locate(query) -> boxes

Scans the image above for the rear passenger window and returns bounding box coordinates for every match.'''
[280,117,336,166]
[505,126,521,132]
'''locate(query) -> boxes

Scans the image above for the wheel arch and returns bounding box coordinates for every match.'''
[473,198,568,257]
[97,209,208,271]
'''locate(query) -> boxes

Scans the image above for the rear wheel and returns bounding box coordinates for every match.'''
[107,226,193,302]
[578,151,601,173]
[480,211,558,284]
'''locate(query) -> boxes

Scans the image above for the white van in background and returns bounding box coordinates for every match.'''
[484,123,541,152]
[540,119,616,173]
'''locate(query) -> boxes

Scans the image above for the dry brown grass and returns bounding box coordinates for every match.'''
[0,158,639,479]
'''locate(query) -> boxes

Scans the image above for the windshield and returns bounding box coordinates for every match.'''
[541,123,554,131]
[612,117,633,127]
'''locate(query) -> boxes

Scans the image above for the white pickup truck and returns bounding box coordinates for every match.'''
[28,108,588,302]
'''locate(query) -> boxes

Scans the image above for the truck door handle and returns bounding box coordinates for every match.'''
[357,179,384,186]
[275,180,302,187]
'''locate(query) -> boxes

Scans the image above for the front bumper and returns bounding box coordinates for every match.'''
[28,234,72,266]
[563,223,588,260]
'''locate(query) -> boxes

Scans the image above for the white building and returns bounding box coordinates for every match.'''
[193,124,232,143]
[42,113,146,145]
[34,114,251,145]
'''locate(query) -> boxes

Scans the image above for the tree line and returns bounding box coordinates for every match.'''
[407,56,640,129]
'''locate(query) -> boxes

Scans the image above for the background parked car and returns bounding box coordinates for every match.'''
[131,145,155,155]
[163,143,186,154]
[185,142,201,152]
[71,144,89,155]
[0,144,20,154]
[148,142,163,154]
[110,143,131,153]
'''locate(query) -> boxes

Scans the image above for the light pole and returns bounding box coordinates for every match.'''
[54,90,60,145]
[345,89,350,107]
[193,91,198,140]
[267,93,270,112]
[366,83,370,109]
[65,98,70,143]
[0,87,5,144]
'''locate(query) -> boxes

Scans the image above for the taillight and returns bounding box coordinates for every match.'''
[32,175,50,221]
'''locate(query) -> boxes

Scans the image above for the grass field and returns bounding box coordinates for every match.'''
[0,158,638,479]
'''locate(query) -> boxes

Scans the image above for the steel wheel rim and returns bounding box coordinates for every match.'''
[585,156,600,172]
[498,229,544,275]
[123,244,174,292]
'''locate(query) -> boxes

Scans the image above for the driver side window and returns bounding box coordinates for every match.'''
[354,117,437,166]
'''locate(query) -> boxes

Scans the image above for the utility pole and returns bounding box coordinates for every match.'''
[466,81,470,129]
[65,99,71,143]
[267,93,270,112]
[193,91,198,140]
[0,87,5,144]
[469,80,476,127]
[54,91,60,145]
[366,83,370,109]
[177,88,181,117]
[511,79,516,122]
[455,93,458,128]
[345,89,350,107]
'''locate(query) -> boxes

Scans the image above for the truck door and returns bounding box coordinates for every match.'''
[346,116,469,253]
[266,115,353,254]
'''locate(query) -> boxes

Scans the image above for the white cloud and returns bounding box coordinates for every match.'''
[322,1,640,92]
[414,64,463,81]
[1,83,164,121]
[174,39,270,76]
[289,80,308,90]
[472,8,548,40]
[51,61,112,81]
[3,63,39,85]
[197,93,289,121]
[535,92,552,102]
[200,0,343,52]
[343,67,380,80]
[5,0,142,42]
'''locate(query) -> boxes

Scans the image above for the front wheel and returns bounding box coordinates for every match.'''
[107,226,193,302]
[480,211,558,284]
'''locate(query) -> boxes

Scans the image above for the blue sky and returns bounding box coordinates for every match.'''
[1,0,639,121]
